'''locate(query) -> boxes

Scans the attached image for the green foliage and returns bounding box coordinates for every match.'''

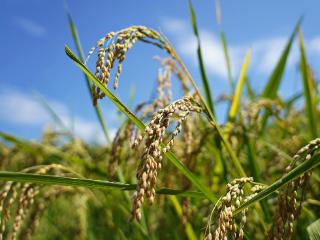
[188,0,215,115]
[228,49,251,122]
[298,30,318,139]
[260,18,302,130]
[308,219,320,240]
[67,11,111,144]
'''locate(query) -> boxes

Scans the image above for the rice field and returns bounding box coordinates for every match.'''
[0,1,320,239]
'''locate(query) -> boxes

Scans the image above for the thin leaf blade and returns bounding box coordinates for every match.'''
[307,219,320,240]
[220,31,234,90]
[228,49,251,122]
[298,30,318,139]
[67,11,111,144]
[188,0,215,115]
[260,18,302,129]
[0,171,206,198]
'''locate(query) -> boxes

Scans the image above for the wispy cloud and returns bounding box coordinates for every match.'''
[162,18,320,79]
[15,17,46,37]
[0,90,50,125]
[309,37,320,53]
[176,30,245,78]
[0,88,117,143]
[161,18,188,33]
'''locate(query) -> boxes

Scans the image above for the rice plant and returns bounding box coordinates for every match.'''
[0,2,319,240]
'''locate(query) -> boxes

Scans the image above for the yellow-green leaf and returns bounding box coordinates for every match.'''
[228,49,251,122]
[299,30,318,139]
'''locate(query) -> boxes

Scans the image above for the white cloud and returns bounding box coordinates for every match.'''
[0,91,49,125]
[15,17,46,37]
[0,89,117,143]
[162,18,320,79]
[162,18,188,33]
[174,28,246,78]
[309,37,320,53]
[178,31,228,78]
[162,19,250,78]
[71,117,105,143]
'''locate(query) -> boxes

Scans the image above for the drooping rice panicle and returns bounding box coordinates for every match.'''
[268,138,320,239]
[85,26,175,105]
[131,96,202,221]
[205,177,265,240]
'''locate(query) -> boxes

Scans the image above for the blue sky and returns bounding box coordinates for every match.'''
[1,0,320,143]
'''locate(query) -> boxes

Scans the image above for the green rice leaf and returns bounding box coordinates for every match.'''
[34,92,72,136]
[188,0,215,115]
[67,11,111,144]
[262,18,302,99]
[0,131,106,175]
[0,171,205,198]
[220,31,234,90]
[169,196,198,240]
[260,18,302,129]
[307,219,320,240]
[298,30,318,139]
[228,49,251,122]
[243,132,271,222]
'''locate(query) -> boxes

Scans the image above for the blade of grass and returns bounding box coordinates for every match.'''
[245,77,256,100]
[214,0,221,24]
[34,92,73,137]
[220,31,234,90]
[207,141,228,185]
[242,132,272,222]
[228,49,251,122]
[0,171,206,198]
[234,150,320,215]
[243,133,260,181]
[298,29,318,139]
[262,18,302,99]
[247,132,294,162]
[225,49,270,222]
[0,131,104,175]
[284,92,303,111]
[224,49,252,175]
[307,218,320,240]
[188,0,215,115]
[116,166,151,236]
[169,196,198,240]
[260,18,302,130]
[65,46,218,203]
[67,11,111,144]
[224,48,272,222]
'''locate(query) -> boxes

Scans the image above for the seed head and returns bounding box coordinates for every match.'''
[85,26,174,105]
[205,177,263,240]
[268,138,320,239]
[130,96,202,221]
